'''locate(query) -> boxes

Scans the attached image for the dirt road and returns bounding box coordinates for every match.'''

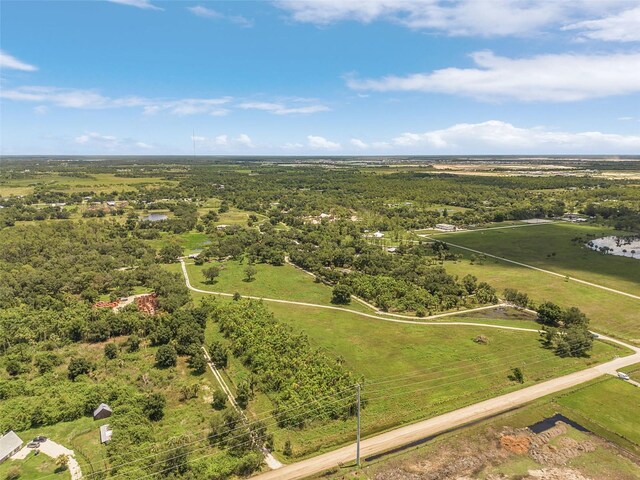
[179,259,541,333]
[251,343,640,480]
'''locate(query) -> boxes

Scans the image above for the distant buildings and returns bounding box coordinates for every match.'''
[0,431,23,463]
[93,403,113,420]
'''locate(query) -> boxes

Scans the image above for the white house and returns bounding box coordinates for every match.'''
[373,231,384,238]
[0,431,23,463]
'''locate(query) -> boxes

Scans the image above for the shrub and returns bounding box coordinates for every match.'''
[155,345,177,368]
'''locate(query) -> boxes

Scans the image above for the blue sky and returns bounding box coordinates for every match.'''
[1,0,639,155]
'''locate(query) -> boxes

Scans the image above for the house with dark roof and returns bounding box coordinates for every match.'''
[93,403,113,420]
[0,431,23,463]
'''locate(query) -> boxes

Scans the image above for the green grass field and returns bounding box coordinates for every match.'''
[0,451,71,480]
[252,301,627,457]
[0,173,175,197]
[434,223,640,294]
[556,376,640,449]
[443,256,640,344]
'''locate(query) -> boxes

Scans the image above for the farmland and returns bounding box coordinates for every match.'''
[433,222,640,294]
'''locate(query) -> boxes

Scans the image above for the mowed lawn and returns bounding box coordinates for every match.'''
[443,257,640,344]
[0,451,71,480]
[181,260,367,313]
[259,301,627,457]
[434,223,640,295]
[556,376,640,448]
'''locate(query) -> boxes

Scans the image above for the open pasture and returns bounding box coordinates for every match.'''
[253,300,626,457]
[444,257,640,344]
[0,173,175,197]
[433,222,640,295]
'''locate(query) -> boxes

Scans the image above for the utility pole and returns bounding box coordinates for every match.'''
[356,383,361,468]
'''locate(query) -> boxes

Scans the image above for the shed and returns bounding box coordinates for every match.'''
[93,403,113,420]
[99,425,113,444]
[0,431,23,463]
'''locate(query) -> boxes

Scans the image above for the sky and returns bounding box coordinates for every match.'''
[1,0,639,155]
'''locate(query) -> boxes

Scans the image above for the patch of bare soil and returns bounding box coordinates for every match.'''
[372,421,607,480]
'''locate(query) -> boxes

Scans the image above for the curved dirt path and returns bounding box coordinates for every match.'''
[180,259,639,479]
[180,259,540,333]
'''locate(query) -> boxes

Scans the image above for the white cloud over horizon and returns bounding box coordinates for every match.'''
[347,51,640,102]
[74,131,154,150]
[307,135,341,150]
[388,120,640,152]
[0,85,334,117]
[0,50,38,71]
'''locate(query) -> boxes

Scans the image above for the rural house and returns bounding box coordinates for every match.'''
[0,431,23,463]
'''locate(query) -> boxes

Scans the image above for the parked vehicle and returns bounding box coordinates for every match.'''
[617,372,630,381]
[33,436,47,443]
[27,442,40,448]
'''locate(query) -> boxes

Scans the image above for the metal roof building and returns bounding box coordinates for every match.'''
[0,431,23,463]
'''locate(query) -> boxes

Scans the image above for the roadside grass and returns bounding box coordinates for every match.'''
[258,301,626,458]
[555,376,640,448]
[314,377,640,480]
[442,257,640,344]
[0,450,71,480]
[620,362,640,383]
[433,222,640,294]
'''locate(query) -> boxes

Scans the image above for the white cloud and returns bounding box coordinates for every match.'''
[347,51,640,102]
[0,50,38,71]
[307,135,341,150]
[215,134,228,146]
[389,120,640,152]
[563,6,640,42]
[188,5,221,18]
[277,0,572,37]
[144,98,231,116]
[188,5,254,27]
[75,131,154,150]
[75,132,117,144]
[33,105,48,115]
[108,0,163,11]
[236,134,254,148]
[350,138,368,149]
[238,101,329,115]
[192,133,254,149]
[1,85,232,115]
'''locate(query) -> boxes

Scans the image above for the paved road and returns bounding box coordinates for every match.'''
[252,339,640,480]
[179,259,541,333]
[419,235,640,301]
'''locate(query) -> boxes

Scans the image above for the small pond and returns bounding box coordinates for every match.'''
[142,213,168,222]
[586,236,640,260]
